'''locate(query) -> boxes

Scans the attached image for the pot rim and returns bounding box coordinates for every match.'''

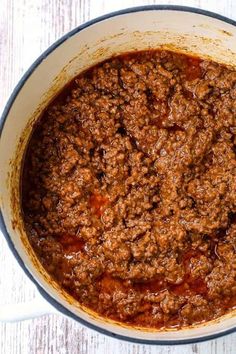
[0,4,236,345]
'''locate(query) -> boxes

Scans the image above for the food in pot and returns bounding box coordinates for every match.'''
[22,50,236,329]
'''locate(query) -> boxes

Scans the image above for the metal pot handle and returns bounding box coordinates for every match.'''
[0,294,58,322]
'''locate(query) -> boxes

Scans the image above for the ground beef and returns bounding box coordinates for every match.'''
[21,50,236,329]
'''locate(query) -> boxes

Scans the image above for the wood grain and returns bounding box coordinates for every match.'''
[0,0,236,353]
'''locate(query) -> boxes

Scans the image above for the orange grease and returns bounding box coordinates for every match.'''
[59,234,85,253]
[89,192,109,216]
[184,57,202,81]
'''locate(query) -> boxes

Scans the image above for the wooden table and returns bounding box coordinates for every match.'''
[0,0,236,353]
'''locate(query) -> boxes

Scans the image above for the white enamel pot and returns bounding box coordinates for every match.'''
[0,5,236,345]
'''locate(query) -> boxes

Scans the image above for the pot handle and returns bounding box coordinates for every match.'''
[0,295,58,322]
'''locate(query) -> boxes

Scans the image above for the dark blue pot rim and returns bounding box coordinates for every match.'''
[0,5,236,345]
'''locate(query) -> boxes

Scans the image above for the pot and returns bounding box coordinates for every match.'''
[0,5,236,345]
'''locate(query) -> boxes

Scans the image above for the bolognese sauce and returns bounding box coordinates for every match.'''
[22,50,236,329]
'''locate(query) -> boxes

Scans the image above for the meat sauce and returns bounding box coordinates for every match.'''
[21,50,236,329]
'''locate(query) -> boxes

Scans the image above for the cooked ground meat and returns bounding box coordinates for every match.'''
[21,50,236,329]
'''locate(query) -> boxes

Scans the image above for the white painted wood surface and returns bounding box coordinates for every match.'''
[0,0,236,353]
